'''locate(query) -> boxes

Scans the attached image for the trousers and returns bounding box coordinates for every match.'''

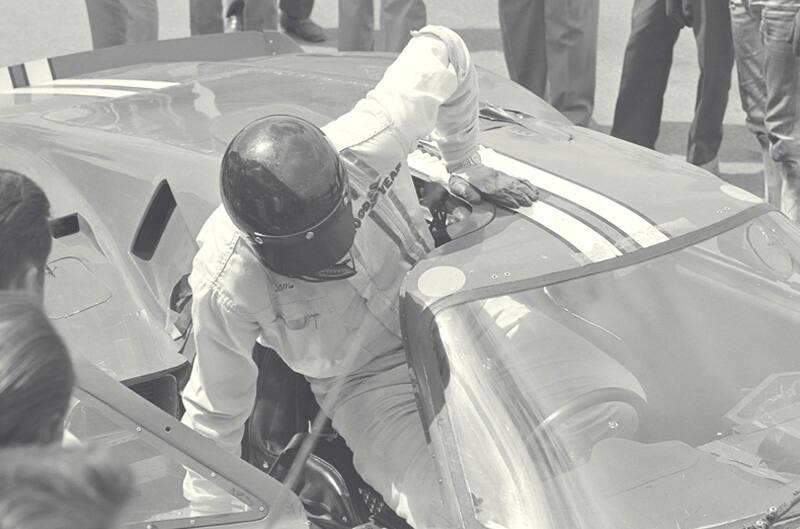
[611,0,734,165]
[337,0,426,52]
[730,1,783,206]
[762,6,800,221]
[498,0,599,126]
[190,0,314,34]
[84,0,158,48]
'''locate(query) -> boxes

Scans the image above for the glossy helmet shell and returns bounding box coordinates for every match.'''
[220,115,355,276]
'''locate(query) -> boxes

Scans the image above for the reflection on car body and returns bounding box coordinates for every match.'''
[5,30,800,529]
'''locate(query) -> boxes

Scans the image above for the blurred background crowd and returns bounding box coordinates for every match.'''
[0,1,799,527]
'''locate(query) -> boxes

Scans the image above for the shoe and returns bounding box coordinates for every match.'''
[224,0,244,32]
[280,13,326,43]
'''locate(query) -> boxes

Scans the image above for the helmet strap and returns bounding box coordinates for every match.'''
[293,251,357,282]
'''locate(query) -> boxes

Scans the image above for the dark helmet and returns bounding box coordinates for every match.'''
[220,115,355,277]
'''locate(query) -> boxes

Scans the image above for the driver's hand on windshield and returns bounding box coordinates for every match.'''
[448,156,540,209]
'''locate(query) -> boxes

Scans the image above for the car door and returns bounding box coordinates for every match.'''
[67,360,309,529]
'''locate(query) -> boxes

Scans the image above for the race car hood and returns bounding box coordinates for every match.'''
[401,121,765,315]
[0,52,766,382]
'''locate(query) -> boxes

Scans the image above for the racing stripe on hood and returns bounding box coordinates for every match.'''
[47,78,179,90]
[0,86,138,98]
[2,55,177,96]
[24,59,54,85]
[407,149,622,263]
[478,147,670,248]
[514,201,622,261]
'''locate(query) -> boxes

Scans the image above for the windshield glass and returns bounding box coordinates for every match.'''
[65,389,260,526]
[433,211,800,529]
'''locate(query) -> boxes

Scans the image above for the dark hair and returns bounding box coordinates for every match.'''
[0,169,52,289]
[0,292,74,446]
[0,445,132,529]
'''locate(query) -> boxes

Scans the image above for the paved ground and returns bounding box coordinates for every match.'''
[2,1,763,194]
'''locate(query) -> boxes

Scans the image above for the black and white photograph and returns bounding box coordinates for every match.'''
[2,1,800,528]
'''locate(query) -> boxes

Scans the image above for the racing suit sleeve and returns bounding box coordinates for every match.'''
[181,278,262,514]
[181,286,261,457]
[322,25,479,172]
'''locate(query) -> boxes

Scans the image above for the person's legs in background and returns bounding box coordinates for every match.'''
[190,0,224,35]
[240,0,278,30]
[379,0,426,52]
[544,0,599,126]
[85,0,158,48]
[338,0,374,51]
[498,0,548,98]
[611,0,680,149]
[280,0,326,43]
[730,1,782,206]
[686,0,734,171]
[762,7,800,222]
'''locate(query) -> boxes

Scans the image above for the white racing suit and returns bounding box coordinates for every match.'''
[182,26,478,527]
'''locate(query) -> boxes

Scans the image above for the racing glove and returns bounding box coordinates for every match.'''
[447,152,539,209]
[665,0,693,28]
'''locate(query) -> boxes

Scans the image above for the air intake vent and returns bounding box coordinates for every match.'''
[132,180,176,261]
[50,213,80,239]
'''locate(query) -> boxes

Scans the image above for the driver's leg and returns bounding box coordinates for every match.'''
[308,347,453,529]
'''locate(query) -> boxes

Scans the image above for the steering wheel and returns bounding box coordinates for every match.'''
[528,387,647,458]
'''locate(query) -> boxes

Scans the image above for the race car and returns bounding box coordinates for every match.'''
[4,30,800,529]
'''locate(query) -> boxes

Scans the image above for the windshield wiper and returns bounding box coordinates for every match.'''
[744,490,800,529]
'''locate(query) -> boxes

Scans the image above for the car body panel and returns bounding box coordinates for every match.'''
[0,33,784,529]
[0,52,763,373]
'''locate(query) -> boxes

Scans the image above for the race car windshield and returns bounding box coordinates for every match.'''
[65,389,262,526]
[431,210,800,529]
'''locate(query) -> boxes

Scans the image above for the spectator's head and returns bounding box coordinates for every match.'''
[0,169,52,295]
[0,445,132,529]
[0,291,74,446]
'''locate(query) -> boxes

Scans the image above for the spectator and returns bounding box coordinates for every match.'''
[730,1,800,221]
[190,0,325,42]
[498,0,600,127]
[611,0,734,173]
[84,0,158,49]
[0,445,132,529]
[0,292,74,447]
[0,169,52,297]
[338,0,426,52]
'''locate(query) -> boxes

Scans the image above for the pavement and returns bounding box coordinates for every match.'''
[1,1,763,195]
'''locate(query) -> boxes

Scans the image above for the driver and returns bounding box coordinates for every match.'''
[180,26,539,528]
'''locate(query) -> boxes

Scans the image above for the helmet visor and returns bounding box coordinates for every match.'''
[250,193,356,277]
